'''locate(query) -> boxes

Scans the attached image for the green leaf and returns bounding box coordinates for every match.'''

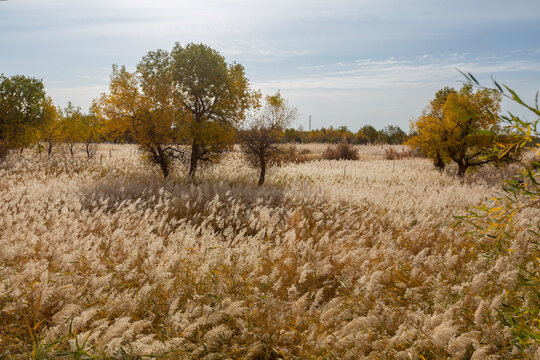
[468,72,479,85]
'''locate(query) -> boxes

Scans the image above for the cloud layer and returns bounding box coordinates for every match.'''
[1,0,539,130]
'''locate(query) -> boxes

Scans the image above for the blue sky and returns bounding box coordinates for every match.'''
[1,0,539,131]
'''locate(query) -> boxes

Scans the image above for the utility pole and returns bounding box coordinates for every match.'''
[309,115,311,131]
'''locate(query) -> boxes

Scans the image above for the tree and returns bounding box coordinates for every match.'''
[38,97,62,156]
[283,128,303,143]
[170,43,259,179]
[380,125,407,145]
[356,125,379,144]
[240,92,297,186]
[60,102,84,157]
[79,111,103,159]
[94,49,184,178]
[407,84,519,176]
[0,74,49,158]
[407,87,456,170]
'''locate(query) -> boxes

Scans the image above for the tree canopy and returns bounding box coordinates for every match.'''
[37,96,61,156]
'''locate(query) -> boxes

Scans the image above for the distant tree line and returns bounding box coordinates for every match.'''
[103,123,409,146]
[282,124,408,145]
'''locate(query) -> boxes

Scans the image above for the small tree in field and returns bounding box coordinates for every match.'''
[79,111,102,159]
[407,87,456,171]
[380,125,407,145]
[407,84,521,176]
[60,102,84,157]
[355,125,379,144]
[38,97,62,157]
[240,92,297,186]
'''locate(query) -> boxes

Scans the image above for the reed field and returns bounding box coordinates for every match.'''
[0,144,538,359]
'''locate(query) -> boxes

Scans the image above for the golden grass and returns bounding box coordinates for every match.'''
[0,144,537,359]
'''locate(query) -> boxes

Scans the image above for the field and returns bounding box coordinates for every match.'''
[0,144,538,359]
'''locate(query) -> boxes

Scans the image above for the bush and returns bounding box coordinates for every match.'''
[272,145,313,165]
[384,147,422,160]
[322,141,359,160]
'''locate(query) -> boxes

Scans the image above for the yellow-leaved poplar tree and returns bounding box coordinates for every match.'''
[407,84,520,176]
[38,96,62,157]
[60,102,85,157]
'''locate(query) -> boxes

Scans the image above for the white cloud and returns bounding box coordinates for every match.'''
[255,54,540,91]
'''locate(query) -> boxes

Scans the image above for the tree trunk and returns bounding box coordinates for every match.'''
[0,143,8,161]
[457,161,468,177]
[434,152,445,171]
[47,141,53,156]
[158,156,169,178]
[85,143,96,159]
[69,143,75,157]
[156,146,170,178]
[189,139,199,179]
[258,153,266,186]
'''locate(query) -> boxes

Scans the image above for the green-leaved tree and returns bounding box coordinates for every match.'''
[0,74,49,158]
[171,43,259,179]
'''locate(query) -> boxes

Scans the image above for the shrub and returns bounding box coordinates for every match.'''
[272,145,313,165]
[322,141,358,160]
[384,147,422,160]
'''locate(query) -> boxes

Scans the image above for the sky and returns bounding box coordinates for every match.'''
[1,0,539,131]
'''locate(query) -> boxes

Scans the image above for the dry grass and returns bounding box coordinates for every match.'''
[0,144,538,359]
